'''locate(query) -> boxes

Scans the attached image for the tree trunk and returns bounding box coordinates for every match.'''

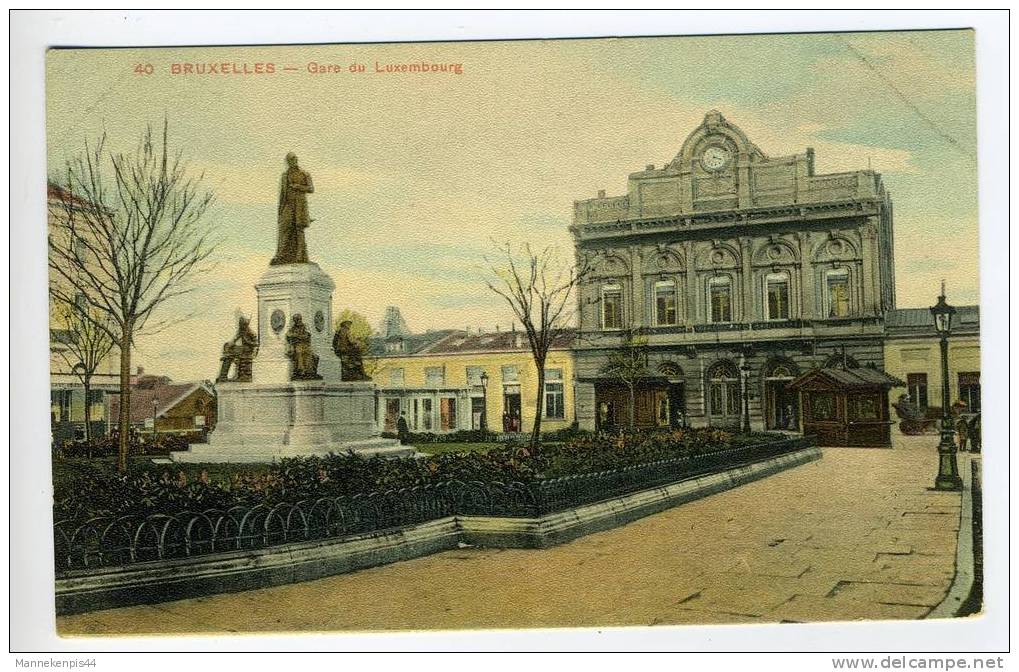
[82,378,93,454]
[117,329,132,474]
[530,366,545,451]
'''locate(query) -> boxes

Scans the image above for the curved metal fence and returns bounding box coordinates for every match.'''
[54,437,811,575]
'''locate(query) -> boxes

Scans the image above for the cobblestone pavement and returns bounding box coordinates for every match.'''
[59,434,964,634]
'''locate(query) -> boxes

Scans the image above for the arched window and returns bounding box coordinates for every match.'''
[658,361,683,378]
[765,272,791,320]
[707,361,740,421]
[654,280,677,326]
[824,268,851,318]
[708,276,733,323]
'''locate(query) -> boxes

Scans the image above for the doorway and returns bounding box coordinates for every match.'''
[668,383,686,428]
[764,362,799,430]
[383,398,400,432]
[503,388,521,432]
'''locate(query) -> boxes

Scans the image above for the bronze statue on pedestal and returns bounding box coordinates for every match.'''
[285,314,321,380]
[332,320,369,381]
[271,152,315,266]
[217,316,258,382]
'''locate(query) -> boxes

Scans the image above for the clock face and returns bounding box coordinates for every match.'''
[701,145,731,171]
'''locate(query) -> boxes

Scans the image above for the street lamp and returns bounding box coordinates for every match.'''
[152,396,159,441]
[479,371,489,432]
[930,281,961,491]
[739,354,752,434]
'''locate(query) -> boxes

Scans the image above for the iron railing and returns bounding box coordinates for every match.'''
[53,437,812,575]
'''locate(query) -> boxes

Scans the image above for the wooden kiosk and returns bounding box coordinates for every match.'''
[787,367,905,447]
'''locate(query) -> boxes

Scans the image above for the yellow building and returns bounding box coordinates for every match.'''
[370,328,576,435]
[884,306,981,413]
[48,182,120,442]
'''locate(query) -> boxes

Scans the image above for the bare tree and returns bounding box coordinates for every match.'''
[599,328,650,431]
[52,299,117,446]
[483,242,589,450]
[49,120,217,472]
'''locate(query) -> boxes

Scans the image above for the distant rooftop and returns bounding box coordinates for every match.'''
[370,328,575,357]
[885,305,979,332]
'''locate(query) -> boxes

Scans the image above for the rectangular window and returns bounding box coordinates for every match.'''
[501,365,519,383]
[602,285,623,329]
[849,394,881,421]
[466,366,485,386]
[826,270,851,318]
[389,368,405,386]
[810,392,838,421]
[654,280,677,326]
[766,274,790,320]
[424,366,445,387]
[906,373,929,410]
[709,278,733,323]
[544,369,565,419]
[51,390,72,424]
[958,372,980,412]
[421,398,433,430]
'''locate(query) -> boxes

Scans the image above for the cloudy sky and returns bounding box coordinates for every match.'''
[46,30,978,381]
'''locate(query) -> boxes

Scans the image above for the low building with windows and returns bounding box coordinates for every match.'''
[571,111,896,431]
[884,305,980,414]
[108,371,217,436]
[370,327,576,435]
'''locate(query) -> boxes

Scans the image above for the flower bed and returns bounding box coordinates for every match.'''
[53,428,786,522]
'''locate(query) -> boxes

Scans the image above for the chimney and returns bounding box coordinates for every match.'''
[514,333,523,349]
[495,324,500,332]
[646,164,655,171]
[597,189,606,198]
[511,322,516,332]
[137,366,145,376]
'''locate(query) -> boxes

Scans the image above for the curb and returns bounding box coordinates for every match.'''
[927,454,978,619]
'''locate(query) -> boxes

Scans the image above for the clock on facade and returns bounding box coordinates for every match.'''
[701,145,731,171]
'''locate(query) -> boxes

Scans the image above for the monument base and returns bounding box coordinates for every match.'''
[171,380,420,463]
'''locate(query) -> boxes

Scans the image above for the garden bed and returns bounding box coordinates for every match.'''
[53,429,811,574]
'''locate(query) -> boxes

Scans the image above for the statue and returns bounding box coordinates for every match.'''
[285,314,321,380]
[217,316,258,382]
[271,152,315,266]
[332,320,369,381]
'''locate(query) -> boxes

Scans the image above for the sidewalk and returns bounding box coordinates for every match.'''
[58,434,964,634]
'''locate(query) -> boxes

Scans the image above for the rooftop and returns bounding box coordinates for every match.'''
[885,305,979,332]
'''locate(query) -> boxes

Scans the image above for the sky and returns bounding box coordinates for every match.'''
[45,30,979,381]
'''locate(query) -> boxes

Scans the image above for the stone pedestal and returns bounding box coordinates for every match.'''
[252,263,341,384]
[171,262,416,463]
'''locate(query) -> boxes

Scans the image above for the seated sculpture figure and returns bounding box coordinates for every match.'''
[217,316,258,382]
[332,320,369,381]
[285,314,321,380]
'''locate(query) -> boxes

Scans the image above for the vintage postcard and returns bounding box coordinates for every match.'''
[37,24,989,645]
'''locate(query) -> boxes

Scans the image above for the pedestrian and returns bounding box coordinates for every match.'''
[956,415,970,452]
[396,411,410,445]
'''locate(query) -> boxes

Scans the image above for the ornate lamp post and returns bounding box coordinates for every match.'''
[479,371,489,432]
[930,282,962,491]
[739,355,752,434]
